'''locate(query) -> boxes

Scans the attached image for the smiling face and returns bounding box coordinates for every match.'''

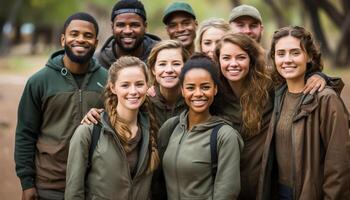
[61,19,98,64]
[181,68,217,116]
[219,42,250,85]
[230,16,263,43]
[274,35,308,84]
[166,12,197,49]
[112,13,146,52]
[153,48,184,89]
[201,27,226,60]
[110,66,148,112]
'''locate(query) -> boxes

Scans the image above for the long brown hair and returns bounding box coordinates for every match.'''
[215,33,273,137]
[269,25,323,84]
[104,56,159,174]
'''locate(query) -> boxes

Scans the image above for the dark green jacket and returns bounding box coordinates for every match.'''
[149,86,186,128]
[66,111,153,199]
[14,50,107,191]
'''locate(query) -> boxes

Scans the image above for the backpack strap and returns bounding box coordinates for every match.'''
[210,123,224,183]
[86,123,102,177]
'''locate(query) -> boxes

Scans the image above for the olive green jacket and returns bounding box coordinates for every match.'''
[159,110,244,200]
[65,111,153,200]
[149,86,186,127]
[15,50,107,190]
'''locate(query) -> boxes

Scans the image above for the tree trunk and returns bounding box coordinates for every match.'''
[302,0,331,56]
[264,0,288,27]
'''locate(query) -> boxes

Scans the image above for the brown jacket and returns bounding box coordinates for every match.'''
[257,85,350,200]
[221,89,274,200]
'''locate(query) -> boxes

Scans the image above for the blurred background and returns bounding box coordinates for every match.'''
[0,0,349,198]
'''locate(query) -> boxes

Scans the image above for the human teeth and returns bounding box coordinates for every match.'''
[192,100,206,106]
[177,35,188,40]
[123,38,134,42]
[73,46,86,51]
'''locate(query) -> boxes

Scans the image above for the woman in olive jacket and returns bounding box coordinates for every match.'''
[65,57,159,200]
[257,26,350,200]
[158,54,244,200]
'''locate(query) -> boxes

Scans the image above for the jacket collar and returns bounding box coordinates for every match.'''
[275,84,319,121]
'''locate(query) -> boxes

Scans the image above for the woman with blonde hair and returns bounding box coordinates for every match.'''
[65,56,159,199]
[196,17,231,60]
[147,39,190,127]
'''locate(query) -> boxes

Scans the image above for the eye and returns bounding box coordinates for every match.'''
[237,55,247,61]
[115,23,124,28]
[291,50,301,56]
[130,23,141,28]
[221,55,230,61]
[250,23,259,29]
[202,85,211,90]
[136,82,145,87]
[157,62,166,67]
[203,41,212,46]
[120,83,129,88]
[84,33,94,39]
[173,61,182,67]
[276,51,285,57]
[185,86,194,91]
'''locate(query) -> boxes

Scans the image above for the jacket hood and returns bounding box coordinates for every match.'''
[150,86,186,109]
[46,49,101,73]
[98,33,161,65]
[178,110,231,133]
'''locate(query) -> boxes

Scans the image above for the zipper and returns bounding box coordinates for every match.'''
[175,128,186,200]
[79,89,82,119]
[109,131,135,200]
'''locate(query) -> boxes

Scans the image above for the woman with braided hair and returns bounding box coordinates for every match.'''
[65,56,159,199]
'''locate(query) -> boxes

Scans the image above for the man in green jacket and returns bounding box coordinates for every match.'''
[14,12,107,200]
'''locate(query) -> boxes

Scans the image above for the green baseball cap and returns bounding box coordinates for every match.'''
[162,2,196,24]
[229,4,262,23]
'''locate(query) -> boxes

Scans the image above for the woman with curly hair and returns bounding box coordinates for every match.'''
[65,56,159,199]
[257,26,350,200]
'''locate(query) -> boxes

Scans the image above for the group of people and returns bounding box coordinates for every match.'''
[14,0,350,200]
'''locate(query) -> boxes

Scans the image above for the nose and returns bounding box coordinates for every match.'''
[176,24,185,32]
[164,64,174,73]
[193,87,203,97]
[76,34,85,43]
[129,85,137,95]
[242,25,251,34]
[123,25,133,34]
[283,53,293,63]
[228,58,238,67]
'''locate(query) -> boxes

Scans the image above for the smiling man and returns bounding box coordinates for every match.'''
[97,0,160,69]
[229,4,264,43]
[163,2,198,55]
[14,12,107,200]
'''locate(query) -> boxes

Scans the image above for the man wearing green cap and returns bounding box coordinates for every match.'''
[229,4,264,43]
[162,2,198,55]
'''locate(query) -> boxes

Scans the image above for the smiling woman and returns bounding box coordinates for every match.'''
[156,53,243,200]
[258,26,350,199]
[65,56,160,199]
